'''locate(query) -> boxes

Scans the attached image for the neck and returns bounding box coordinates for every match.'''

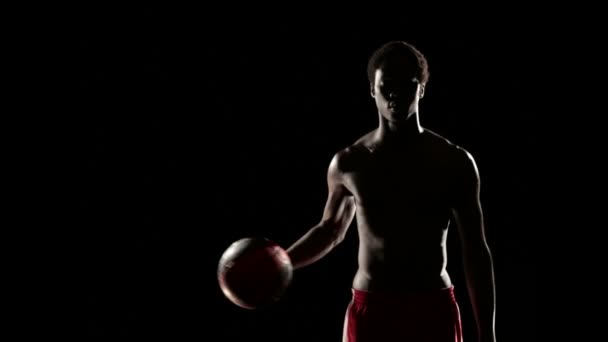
[376,111,423,144]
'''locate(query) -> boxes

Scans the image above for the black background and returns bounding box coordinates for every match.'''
[72,11,538,342]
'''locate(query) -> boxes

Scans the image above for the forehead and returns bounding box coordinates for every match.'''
[374,57,418,82]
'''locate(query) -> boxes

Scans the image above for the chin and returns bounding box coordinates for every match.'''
[391,111,411,121]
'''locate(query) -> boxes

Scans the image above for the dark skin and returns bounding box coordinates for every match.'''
[286,56,496,342]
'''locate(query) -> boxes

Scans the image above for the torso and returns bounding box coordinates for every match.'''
[341,128,462,293]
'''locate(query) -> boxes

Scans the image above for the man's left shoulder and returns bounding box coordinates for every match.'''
[423,129,476,166]
[423,129,461,153]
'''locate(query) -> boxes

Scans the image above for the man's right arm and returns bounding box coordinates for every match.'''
[286,150,357,270]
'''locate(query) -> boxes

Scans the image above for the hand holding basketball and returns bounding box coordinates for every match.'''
[217,237,293,309]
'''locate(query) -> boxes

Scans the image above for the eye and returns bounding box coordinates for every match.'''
[381,81,397,91]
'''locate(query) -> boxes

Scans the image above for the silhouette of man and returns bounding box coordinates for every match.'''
[286,41,496,342]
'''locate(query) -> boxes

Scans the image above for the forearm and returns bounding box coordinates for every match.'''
[463,243,496,341]
[286,223,340,270]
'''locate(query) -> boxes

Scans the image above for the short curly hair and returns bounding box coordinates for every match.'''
[367,41,430,86]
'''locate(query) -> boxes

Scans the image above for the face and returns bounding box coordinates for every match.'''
[371,58,425,122]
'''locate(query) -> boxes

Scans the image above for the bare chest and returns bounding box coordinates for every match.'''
[344,153,453,211]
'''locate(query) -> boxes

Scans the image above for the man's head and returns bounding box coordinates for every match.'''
[367,41,429,122]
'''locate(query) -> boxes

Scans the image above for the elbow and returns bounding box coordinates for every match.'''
[319,220,345,247]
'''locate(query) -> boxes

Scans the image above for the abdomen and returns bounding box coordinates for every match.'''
[353,215,452,292]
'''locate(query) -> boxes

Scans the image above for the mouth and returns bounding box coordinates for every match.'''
[389,102,407,111]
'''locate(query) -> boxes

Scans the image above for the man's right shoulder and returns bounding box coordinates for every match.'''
[330,146,360,175]
[330,138,372,175]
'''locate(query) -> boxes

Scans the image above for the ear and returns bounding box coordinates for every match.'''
[370,83,376,98]
[419,84,425,99]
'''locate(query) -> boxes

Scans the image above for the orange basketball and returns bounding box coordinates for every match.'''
[217,237,293,309]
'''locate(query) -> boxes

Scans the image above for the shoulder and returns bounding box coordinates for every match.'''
[352,130,377,149]
[329,130,376,172]
[423,128,477,168]
[328,145,364,175]
[423,128,456,150]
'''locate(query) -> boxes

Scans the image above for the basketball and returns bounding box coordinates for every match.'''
[217,237,293,309]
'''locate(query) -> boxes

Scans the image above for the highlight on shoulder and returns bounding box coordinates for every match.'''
[329,145,365,175]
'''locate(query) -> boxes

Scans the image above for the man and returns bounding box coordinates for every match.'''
[286,41,496,342]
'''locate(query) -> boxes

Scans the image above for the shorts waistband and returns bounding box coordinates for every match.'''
[351,286,456,305]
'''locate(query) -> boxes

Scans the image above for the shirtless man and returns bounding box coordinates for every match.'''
[286,41,496,342]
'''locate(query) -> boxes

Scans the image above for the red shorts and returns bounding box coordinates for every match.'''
[343,286,463,342]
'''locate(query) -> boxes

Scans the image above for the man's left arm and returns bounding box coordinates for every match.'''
[451,148,497,342]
